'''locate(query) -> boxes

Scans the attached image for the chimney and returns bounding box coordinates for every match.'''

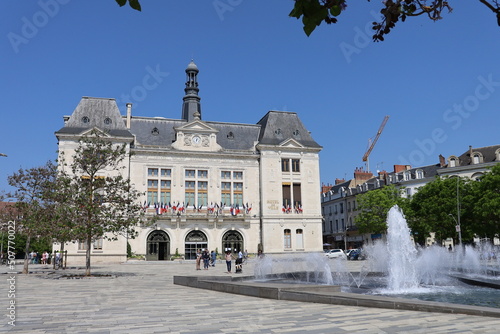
[439,154,446,167]
[126,103,132,129]
[353,167,373,185]
[335,178,345,185]
[321,183,332,194]
[378,170,388,180]
[393,165,411,173]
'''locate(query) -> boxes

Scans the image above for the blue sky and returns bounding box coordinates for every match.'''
[1,1,499,193]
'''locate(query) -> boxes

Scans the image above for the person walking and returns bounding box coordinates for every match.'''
[235,249,243,273]
[202,249,210,270]
[225,250,234,273]
[195,249,202,270]
[210,250,216,267]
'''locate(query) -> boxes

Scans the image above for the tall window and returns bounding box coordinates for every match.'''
[185,181,196,206]
[147,179,158,205]
[198,181,208,206]
[93,238,103,250]
[282,182,302,212]
[296,229,303,249]
[221,182,231,205]
[147,168,171,205]
[281,159,290,172]
[184,169,209,207]
[282,183,291,208]
[284,229,291,249]
[281,158,301,173]
[220,171,244,206]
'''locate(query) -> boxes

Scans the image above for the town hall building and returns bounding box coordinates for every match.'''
[54,61,323,264]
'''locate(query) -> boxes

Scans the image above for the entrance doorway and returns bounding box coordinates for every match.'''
[146,230,170,261]
[222,230,244,254]
[185,230,208,260]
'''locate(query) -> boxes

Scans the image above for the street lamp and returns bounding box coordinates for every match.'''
[344,227,349,250]
[448,213,462,247]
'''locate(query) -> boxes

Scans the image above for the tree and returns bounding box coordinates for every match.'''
[470,163,500,240]
[116,0,500,42]
[408,176,474,245]
[290,1,499,41]
[58,130,146,276]
[355,184,408,234]
[7,161,57,274]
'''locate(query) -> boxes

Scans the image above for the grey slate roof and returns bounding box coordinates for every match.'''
[257,111,321,148]
[57,98,320,152]
[130,118,261,150]
[456,145,500,165]
[55,97,133,138]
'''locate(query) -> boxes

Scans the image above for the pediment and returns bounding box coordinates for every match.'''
[279,138,305,148]
[80,127,111,137]
[174,120,217,134]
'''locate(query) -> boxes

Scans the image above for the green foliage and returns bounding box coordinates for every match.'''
[115,0,141,11]
[355,184,408,234]
[470,164,500,239]
[127,241,132,257]
[113,0,500,42]
[57,131,146,275]
[408,176,475,245]
[7,161,58,273]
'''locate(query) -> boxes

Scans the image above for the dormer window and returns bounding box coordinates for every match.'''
[81,116,90,124]
[472,153,482,164]
[416,169,424,179]
[449,157,457,167]
[403,171,410,181]
[104,117,112,125]
[151,127,159,136]
[227,132,234,139]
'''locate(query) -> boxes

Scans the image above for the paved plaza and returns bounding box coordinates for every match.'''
[2,259,500,333]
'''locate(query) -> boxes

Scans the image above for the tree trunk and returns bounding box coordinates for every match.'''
[61,242,65,270]
[22,234,31,274]
[85,234,92,276]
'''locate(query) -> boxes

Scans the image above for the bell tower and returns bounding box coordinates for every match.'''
[182,60,201,121]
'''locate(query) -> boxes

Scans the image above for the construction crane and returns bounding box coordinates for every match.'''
[362,115,389,173]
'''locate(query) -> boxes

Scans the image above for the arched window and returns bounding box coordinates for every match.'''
[222,230,244,254]
[185,230,207,260]
[284,229,291,249]
[296,229,304,249]
[146,230,170,261]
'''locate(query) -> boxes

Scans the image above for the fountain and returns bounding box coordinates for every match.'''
[174,205,500,317]
[353,205,500,308]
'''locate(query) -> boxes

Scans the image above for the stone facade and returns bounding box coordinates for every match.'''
[54,61,323,264]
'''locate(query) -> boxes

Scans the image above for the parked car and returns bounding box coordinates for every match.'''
[344,249,357,258]
[348,249,366,261]
[324,249,347,260]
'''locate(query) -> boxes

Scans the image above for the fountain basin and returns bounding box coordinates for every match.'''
[173,273,500,318]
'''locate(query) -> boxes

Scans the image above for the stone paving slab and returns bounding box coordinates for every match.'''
[1,260,500,333]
